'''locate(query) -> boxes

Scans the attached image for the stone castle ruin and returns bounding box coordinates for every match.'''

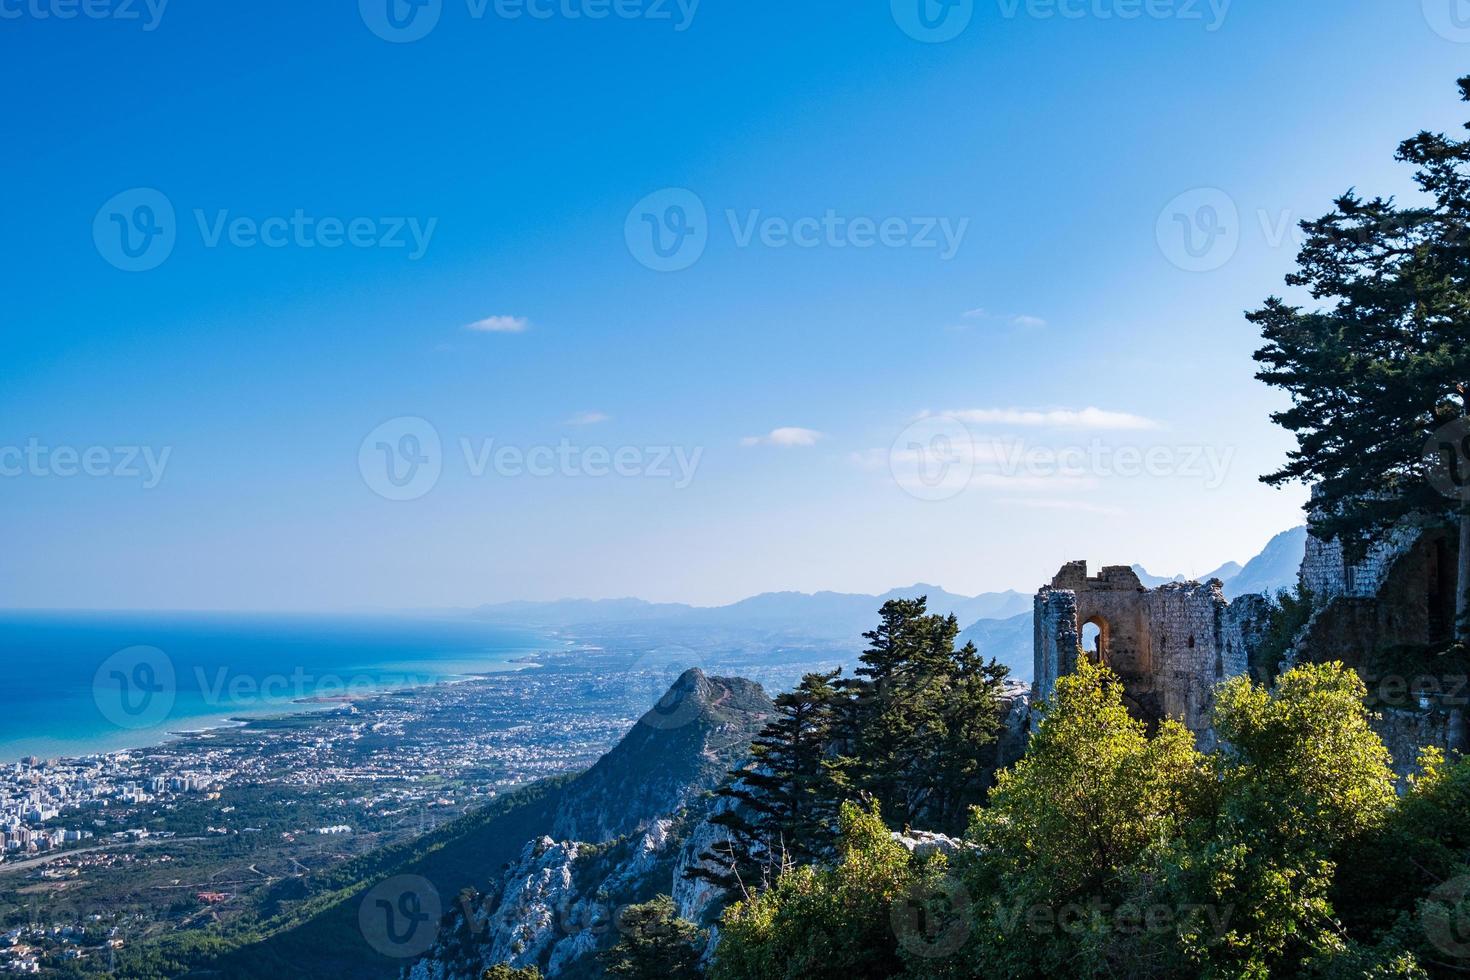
[1033,522,1468,776]
[1033,563,1270,749]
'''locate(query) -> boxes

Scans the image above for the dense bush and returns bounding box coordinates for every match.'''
[710,660,1470,980]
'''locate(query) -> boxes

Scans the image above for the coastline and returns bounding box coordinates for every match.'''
[1,651,550,766]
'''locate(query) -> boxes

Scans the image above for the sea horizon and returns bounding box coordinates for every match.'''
[0,610,555,764]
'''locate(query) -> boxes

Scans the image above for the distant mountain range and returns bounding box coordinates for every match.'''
[472,584,1033,639]
[472,527,1309,686]
[1128,526,1308,600]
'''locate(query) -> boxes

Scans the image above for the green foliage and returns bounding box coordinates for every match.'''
[599,895,704,980]
[693,669,845,896]
[1253,586,1314,684]
[1335,746,1470,972]
[1166,663,1399,976]
[1247,73,1470,639]
[483,964,543,980]
[972,660,1213,899]
[692,598,1011,909]
[833,598,1011,832]
[711,660,1445,980]
[711,801,920,980]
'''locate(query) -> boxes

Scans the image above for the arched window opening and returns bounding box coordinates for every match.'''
[1081,616,1109,664]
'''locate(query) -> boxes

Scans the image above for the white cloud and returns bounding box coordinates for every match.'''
[947,407,1160,431]
[742,427,824,448]
[958,309,1046,329]
[565,411,610,426]
[465,315,529,334]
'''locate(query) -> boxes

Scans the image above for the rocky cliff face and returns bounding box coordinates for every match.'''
[551,669,770,843]
[405,669,772,980]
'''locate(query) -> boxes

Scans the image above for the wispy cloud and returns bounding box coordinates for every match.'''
[465,315,529,334]
[947,407,1160,431]
[957,309,1046,329]
[565,411,610,426]
[742,427,824,448]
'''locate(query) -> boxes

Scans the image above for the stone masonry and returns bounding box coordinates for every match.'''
[1034,563,1271,749]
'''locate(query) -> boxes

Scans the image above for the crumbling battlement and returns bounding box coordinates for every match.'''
[1034,563,1270,749]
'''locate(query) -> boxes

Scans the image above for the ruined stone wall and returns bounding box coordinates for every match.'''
[1033,563,1256,748]
[1375,706,1468,786]
[1299,522,1421,601]
[1298,528,1460,666]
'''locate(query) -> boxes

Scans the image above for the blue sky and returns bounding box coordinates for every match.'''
[2,0,1467,610]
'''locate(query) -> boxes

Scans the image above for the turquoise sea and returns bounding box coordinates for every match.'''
[0,611,553,762]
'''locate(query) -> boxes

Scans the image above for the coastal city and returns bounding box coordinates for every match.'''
[0,650,673,975]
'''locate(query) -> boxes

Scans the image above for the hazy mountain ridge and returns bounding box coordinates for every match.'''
[472,585,1031,640]
[471,529,1305,645]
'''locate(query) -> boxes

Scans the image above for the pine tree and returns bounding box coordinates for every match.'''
[1249,74,1470,642]
[687,669,843,896]
[600,895,703,980]
[834,598,1009,831]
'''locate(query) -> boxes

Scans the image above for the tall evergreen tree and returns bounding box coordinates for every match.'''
[600,895,703,980]
[834,598,1009,831]
[687,669,844,896]
[1248,74,1470,642]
